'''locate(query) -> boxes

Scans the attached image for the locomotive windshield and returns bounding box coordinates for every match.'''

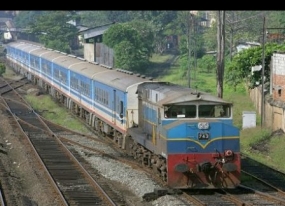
[164,104,231,118]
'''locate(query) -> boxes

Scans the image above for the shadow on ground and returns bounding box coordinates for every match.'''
[145,50,179,79]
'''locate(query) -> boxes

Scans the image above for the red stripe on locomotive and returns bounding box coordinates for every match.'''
[167,153,240,189]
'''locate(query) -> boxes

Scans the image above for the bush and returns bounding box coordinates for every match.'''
[0,63,6,76]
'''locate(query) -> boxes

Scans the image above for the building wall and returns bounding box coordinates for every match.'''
[95,43,114,67]
[249,52,285,132]
[83,43,95,62]
[249,87,282,130]
[83,42,114,67]
[272,53,285,101]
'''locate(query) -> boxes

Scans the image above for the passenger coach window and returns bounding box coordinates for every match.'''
[71,77,79,90]
[94,87,109,106]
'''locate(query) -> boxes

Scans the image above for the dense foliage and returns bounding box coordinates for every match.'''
[225,43,285,89]
[27,11,79,53]
[103,21,154,71]
[14,11,47,28]
[77,11,111,27]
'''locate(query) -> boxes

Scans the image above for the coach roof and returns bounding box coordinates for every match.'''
[8,41,155,92]
[68,60,153,91]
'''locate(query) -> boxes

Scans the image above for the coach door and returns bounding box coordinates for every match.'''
[113,89,116,125]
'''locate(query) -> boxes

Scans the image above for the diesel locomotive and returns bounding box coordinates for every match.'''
[6,41,240,189]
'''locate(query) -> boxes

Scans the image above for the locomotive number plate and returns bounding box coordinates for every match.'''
[198,132,210,140]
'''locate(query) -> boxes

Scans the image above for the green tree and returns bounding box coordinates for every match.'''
[79,11,178,55]
[103,21,154,71]
[99,11,178,54]
[203,20,217,52]
[225,42,285,90]
[114,41,148,71]
[14,11,47,28]
[128,20,155,58]
[29,11,78,53]
[267,11,285,28]
[225,11,266,61]
[78,11,111,27]
[105,11,133,23]
[174,11,206,86]
[128,11,178,54]
[197,55,216,73]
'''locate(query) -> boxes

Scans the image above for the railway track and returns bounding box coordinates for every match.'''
[241,153,285,191]
[51,122,285,205]
[0,77,127,206]
[241,153,285,203]
[0,160,14,206]
[174,154,285,205]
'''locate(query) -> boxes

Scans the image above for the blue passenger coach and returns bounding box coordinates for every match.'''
[6,41,152,147]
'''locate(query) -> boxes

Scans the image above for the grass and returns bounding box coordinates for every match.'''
[24,95,91,134]
[150,53,173,63]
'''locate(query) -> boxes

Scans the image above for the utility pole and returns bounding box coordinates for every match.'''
[261,16,266,127]
[216,10,225,98]
[187,13,193,88]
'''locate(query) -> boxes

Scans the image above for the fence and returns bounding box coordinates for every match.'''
[249,86,284,131]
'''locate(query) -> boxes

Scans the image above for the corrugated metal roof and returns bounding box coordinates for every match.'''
[138,82,231,105]
[83,23,114,39]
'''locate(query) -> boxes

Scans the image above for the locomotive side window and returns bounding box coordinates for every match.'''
[198,104,231,118]
[164,105,196,118]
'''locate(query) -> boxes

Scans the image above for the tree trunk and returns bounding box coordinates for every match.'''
[216,10,225,98]
[230,28,233,61]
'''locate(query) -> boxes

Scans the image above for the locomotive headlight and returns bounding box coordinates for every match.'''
[198,122,209,130]
[224,150,233,157]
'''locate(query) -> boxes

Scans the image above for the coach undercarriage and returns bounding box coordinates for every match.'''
[26,74,169,182]
[7,64,168,186]
[26,75,125,147]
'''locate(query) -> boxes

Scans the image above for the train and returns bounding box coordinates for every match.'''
[5,41,240,189]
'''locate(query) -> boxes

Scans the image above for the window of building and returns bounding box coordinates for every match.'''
[278,89,282,97]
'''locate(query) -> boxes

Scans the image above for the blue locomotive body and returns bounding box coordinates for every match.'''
[6,41,240,189]
[128,82,240,188]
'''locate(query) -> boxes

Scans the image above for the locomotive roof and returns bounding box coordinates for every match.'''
[8,41,155,92]
[138,82,231,105]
